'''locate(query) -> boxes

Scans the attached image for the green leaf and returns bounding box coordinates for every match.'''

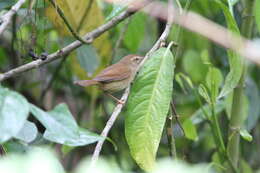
[175,73,194,92]
[123,13,146,52]
[240,159,253,173]
[125,47,174,171]
[211,152,225,172]
[76,45,99,76]
[198,84,211,104]
[215,1,243,98]
[30,103,103,146]
[0,88,29,143]
[182,119,198,141]
[2,141,29,153]
[245,78,260,130]
[191,100,225,124]
[14,121,38,143]
[254,0,260,32]
[0,0,15,10]
[106,4,126,21]
[182,50,208,83]
[239,129,253,142]
[205,67,223,102]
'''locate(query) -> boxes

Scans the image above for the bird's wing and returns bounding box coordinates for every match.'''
[94,63,131,83]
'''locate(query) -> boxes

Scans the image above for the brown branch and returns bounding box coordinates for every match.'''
[0,0,26,36]
[0,11,133,82]
[90,0,173,165]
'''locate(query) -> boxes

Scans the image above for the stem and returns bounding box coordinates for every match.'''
[39,57,67,102]
[48,0,89,44]
[166,102,179,159]
[227,0,255,169]
[210,103,226,160]
[0,0,26,36]
[77,0,94,32]
[195,89,238,171]
[166,113,177,159]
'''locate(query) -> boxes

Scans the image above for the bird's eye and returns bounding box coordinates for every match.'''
[131,56,143,64]
[132,57,139,62]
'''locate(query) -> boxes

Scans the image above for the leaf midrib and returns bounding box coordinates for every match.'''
[141,50,170,156]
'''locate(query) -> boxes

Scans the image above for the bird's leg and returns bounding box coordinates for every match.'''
[104,92,125,104]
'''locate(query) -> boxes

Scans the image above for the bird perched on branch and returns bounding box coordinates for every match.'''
[74,54,144,103]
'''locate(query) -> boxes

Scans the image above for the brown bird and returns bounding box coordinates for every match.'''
[74,54,144,103]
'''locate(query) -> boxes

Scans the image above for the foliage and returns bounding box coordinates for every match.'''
[0,0,260,172]
[125,47,174,171]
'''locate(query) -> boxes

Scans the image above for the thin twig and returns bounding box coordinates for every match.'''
[0,11,135,82]
[170,101,185,136]
[77,0,94,32]
[166,113,177,159]
[48,0,88,44]
[91,87,130,165]
[0,0,26,36]
[91,1,173,164]
[0,145,6,155]
[39,56,67,102]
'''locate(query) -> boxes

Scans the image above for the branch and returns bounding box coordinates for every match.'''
[91,87,130,165]
[0,11,133,82]
[0,0,26,36]
[106,0,260,64]
[227,0,255,171]
[90,1,173,165]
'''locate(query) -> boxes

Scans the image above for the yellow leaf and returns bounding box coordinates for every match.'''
[46,0,112,79]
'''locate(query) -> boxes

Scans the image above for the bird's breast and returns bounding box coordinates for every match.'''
[101,78,132,92]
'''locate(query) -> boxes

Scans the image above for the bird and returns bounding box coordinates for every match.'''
[74,54,144,103]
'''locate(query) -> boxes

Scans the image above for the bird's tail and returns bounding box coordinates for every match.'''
[74,80,98,87]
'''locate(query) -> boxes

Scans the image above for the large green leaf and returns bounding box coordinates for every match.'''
[30,103,102,146]
[0,87,29,143]
[125,48,174,171]
[215,1,243,98]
